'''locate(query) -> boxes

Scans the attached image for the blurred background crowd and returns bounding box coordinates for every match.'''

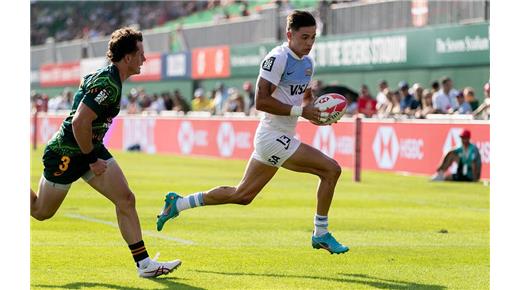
[31,76,491,120]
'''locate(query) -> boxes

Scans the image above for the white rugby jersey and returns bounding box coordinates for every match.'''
[256,43,314,134]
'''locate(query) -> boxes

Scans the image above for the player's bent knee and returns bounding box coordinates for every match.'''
[234,190,256,205]
[115,190,136,210]
[32,210,55,221]
[236,195,255,205]
[331,161,342,179]
[322,160,342,181]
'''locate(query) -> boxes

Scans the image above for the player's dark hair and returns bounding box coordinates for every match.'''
[106,27,143,62]
[286,10,316,32]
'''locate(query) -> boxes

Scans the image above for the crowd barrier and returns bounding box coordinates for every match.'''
[32,114,490,180]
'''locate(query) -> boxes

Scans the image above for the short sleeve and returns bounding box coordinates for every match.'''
[258,51,287,87]
[81,76,119,116]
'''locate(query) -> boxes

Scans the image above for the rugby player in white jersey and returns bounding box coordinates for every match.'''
[157,10,348,254]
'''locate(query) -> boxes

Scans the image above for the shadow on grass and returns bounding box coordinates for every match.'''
[195,270,446,290]
[33,277,205,290]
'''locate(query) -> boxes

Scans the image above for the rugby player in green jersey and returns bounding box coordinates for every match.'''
[30,27,181,278]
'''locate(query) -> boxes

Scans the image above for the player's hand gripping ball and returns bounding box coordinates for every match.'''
[313,93,347,125]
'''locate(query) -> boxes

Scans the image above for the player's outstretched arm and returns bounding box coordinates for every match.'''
[255,77,323,123]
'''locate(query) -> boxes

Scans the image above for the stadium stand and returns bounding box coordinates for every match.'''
[30,0,490,121]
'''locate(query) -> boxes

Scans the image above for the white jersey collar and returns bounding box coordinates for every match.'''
[283,42,303,60]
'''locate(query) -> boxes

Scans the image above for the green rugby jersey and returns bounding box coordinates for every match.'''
[47,64,122,155]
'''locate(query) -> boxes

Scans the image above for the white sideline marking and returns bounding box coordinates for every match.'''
[64,213,195,245]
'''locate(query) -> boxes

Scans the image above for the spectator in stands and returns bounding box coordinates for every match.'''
[126,95,141,114]
[375,80,389,111]
[172,90,191,113]
[162,92,173,111]
[31,91,48,113]
[463,86,480,111]
[473,82,490,120]
[356,84,377,117]
[383,90,402,117]
[431,80,440,94]
[242,81,255,114]
[223,91,246,113]
[191,88,214,112]
[213,82,228,115]
[376,88,391,118]
[136,88,152,110]
[149,93,165,113]
[47,95,62,112]
[239,1,250,17]
[344,95,358,117]
[60,88,74,110]
[31,1,214,45]
[411,83,424,110]
[432,77,459,114]
[431,129,481,182]
[398,81,419,116]
[451,92,472,115]
[415,89,434,118]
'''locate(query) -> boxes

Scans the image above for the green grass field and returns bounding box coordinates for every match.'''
[30,147,489,289]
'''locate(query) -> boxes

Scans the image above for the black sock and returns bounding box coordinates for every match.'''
[128,240,149,267]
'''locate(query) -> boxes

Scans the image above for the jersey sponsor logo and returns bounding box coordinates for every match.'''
[287,71,295,75]
[372,126,399,169]
[262,56,276,71]
[290,84,308,95]
[94,89,109,104]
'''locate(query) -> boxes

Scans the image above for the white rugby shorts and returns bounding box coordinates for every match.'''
[251,128,301,168]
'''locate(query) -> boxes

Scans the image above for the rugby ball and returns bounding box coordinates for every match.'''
[313,93,347,125]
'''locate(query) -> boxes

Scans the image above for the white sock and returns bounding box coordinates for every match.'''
[176,192,205,212]
[314,214,329,237]
[138,257,151,269]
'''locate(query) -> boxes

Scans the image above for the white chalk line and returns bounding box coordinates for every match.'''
[64,213,195,245]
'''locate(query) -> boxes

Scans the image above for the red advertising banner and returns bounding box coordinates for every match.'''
[362,121,489,178]
[33,115,490,179]
[129,53,162,82]
[39,61,81,87]
[191,46,230,79]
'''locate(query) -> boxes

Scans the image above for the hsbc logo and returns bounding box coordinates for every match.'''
[372,126,399,169]
[217,122,235,157]
[312,127,353,156]
[177,121,208,155]
[178,121,195,154]
[216,122,251,157]
[443,128,463,155]
[312,126,336,157]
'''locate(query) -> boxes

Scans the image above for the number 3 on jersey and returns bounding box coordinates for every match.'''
[54,156,70,176]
